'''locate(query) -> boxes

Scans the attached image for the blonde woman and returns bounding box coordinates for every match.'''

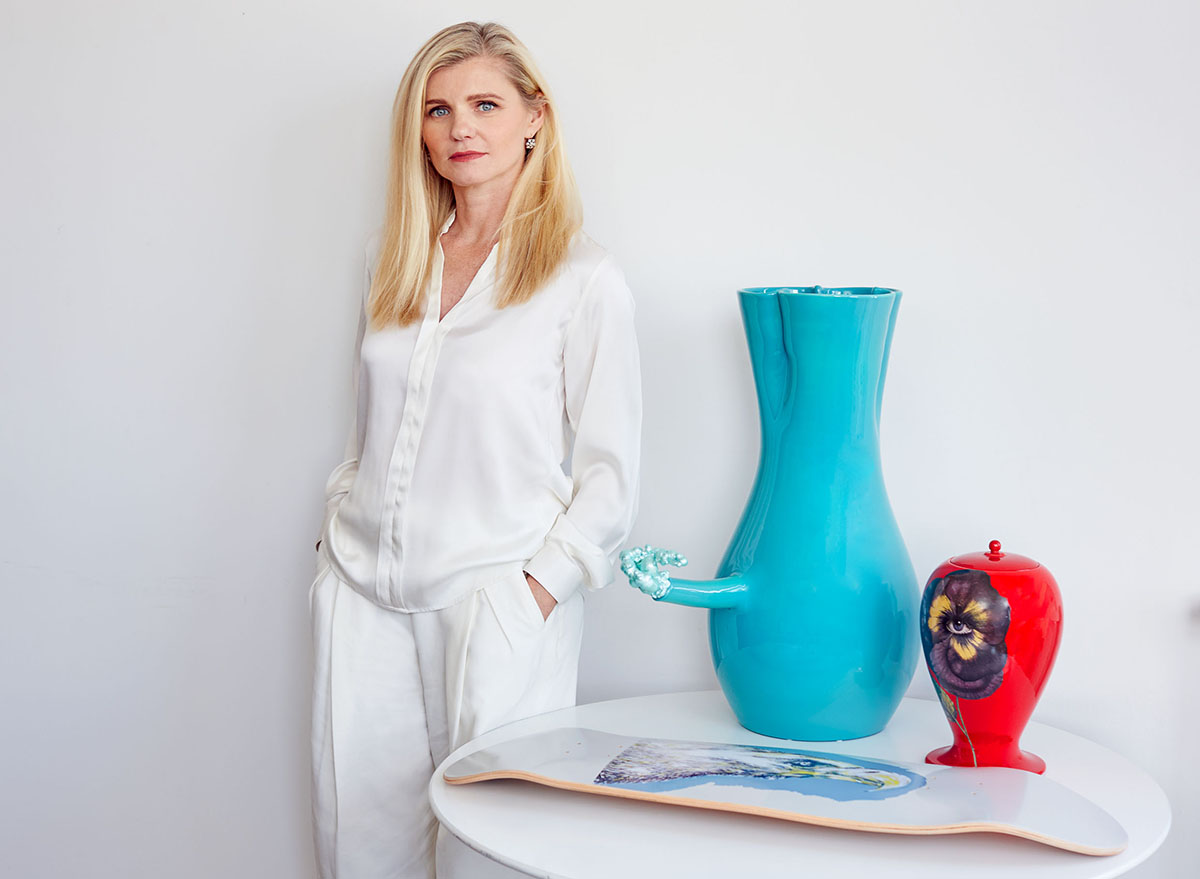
[308,21,641,879]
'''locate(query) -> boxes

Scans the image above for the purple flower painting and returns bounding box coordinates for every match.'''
[922,569,1010,700]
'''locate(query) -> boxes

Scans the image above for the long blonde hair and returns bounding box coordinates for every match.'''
[369,22,582,329]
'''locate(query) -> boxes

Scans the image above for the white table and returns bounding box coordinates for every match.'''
[430,691,1170,879]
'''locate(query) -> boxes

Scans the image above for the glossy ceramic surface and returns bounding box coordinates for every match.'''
[623,287,918,741]
[920,541,1064,773]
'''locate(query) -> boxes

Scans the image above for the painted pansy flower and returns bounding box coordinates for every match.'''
[922,569,1010,700]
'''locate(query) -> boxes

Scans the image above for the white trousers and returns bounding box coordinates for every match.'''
[309,561,584,879]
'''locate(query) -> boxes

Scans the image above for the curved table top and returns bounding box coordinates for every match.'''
[430,691,1170,879]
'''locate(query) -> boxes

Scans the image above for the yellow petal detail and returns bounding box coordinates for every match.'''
[951,629,983,661]
[962,599,988,626]
[928,594,951,632]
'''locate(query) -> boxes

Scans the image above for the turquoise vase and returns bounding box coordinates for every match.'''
[623,287,918,741]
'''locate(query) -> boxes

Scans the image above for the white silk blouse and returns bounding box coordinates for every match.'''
[318,213,642,612]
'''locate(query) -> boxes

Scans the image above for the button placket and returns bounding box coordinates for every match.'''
[376,224,499,608]
[377,244,445,606]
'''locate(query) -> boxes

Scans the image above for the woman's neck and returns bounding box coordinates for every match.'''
[446,174,519,246]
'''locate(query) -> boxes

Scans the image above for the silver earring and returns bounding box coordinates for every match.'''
[525,136,536,150]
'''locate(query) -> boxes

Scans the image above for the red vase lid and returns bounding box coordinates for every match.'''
[948,540,1041,572]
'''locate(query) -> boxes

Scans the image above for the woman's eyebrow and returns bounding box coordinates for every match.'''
[424,93,504,105]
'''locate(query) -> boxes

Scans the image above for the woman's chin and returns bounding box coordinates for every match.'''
[437,160,523,193]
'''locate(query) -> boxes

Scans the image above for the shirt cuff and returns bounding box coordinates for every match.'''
[523,542,586,605]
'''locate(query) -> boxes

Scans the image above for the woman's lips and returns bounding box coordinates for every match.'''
[450,152,485,162]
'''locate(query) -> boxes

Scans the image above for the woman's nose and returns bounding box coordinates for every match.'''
[450,112,475,140]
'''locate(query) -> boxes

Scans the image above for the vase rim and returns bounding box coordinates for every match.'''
[738,286,899,297]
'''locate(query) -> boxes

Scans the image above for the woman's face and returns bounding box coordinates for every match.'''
[421,57,543,196]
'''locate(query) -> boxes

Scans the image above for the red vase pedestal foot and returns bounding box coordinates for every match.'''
[926,742,1046,774]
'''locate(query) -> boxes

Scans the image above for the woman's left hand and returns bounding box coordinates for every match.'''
[524,572,557,620]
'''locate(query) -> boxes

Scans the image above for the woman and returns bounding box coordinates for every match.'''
[309,21,641,879]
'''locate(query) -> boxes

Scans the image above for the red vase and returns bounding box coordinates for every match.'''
[919,540,1063,774]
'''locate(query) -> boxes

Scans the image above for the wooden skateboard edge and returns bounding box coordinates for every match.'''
[444,769,1127,857]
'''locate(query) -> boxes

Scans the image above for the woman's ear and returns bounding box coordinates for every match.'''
[525,104,545,138]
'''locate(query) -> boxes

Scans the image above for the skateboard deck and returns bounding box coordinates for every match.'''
[443,727,1126,856]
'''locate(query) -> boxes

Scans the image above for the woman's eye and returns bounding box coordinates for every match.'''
[479,101,497,111]
[429,106,449,118]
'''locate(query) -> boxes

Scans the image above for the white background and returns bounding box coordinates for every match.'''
[1,1,1195,877]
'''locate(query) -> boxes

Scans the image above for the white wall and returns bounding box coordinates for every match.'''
[1,1,1194,876]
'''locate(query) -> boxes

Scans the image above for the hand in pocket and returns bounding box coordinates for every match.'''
[524,572,557,621]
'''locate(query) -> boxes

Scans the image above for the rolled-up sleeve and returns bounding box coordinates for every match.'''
[523,256,643,603]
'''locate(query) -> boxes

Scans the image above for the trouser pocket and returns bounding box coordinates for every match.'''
[308,546,333,607]
[481,566,546,651]
[455,568,557,747]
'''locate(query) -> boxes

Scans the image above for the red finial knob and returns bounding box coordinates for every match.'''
[989,540,1002,554]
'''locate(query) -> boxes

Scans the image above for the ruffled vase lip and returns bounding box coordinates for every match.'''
[738,286,900,297]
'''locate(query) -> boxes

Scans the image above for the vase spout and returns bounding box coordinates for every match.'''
[619,545,747,609]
